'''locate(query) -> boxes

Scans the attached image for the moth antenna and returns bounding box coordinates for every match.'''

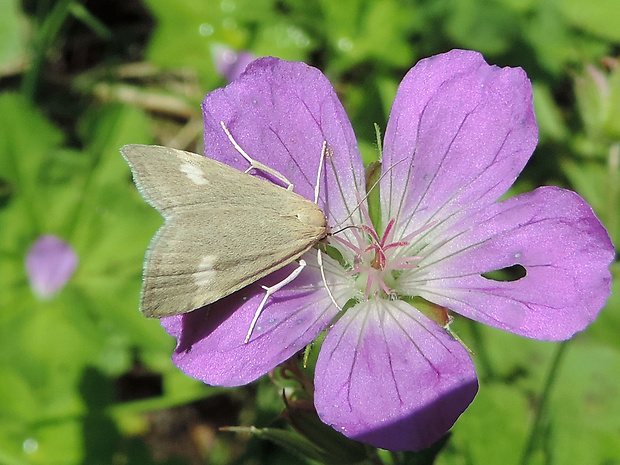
[220,121,295,191]
[244,260,307,343]
[330,224,359,236]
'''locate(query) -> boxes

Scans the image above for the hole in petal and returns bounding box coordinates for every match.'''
[481,264,527,282]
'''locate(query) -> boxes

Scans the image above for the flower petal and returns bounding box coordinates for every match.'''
[25,235,78,299]
[161,251,353,386]
[404,187,614,340]
[169,58,368,386]
[202,57,366,231]
[381,49,538,238]
[314,299,478,451]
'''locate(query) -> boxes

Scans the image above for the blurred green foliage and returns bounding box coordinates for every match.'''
[0,0,618,464]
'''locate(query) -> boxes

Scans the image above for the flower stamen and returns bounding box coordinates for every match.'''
[336,213,422,299]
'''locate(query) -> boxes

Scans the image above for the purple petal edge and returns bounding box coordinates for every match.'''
[410,186,614,340]
[382,49,538,238]
[314,299,478,451]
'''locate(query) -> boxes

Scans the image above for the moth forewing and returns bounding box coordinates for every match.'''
[121,144,329,319]
[121,144,213,214]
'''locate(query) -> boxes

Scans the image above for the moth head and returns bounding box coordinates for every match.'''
[295,207,328,230]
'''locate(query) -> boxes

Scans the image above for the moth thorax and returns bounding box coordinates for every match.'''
[295,206,328,231]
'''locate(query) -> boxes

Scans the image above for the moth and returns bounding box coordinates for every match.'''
[121,135,329,324]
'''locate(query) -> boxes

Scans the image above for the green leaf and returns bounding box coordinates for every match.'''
[445,0,517,56]
[561,0,620,42]
[144,0,259,88]
[0,93,66,232]
[547,344,620,464]
[319,0,417,70]
[252,21,314,61]
[561,158,619,245]
[574,65,610,142]
[604,64,620,139]
[532,83,568,143]
[0,96,190,464]
[457,321,556,389]
[580,273,620,355]
[283,406,367,464]
[440,383,531,465]
[524,1,607,76]
[0,0,29,75]
[24,420,83,465]
[227,425,353,465]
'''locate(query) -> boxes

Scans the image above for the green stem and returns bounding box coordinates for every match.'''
[468,319,495,381]
[519,340,569,465]
[21,0,73,100]
[365,446,388,465]
[606,143,619,243]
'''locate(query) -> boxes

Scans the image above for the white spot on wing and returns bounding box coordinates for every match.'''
[195,255,217,287]
[180,162,208,185]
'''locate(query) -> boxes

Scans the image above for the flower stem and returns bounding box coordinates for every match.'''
[21,0,73,100]
[467,319,496,381]
[519,340,569,465]
[606,143,619,243]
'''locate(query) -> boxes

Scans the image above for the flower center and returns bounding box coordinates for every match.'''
[333,213,422,300]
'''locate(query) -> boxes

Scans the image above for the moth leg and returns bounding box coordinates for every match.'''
[220,121,295,191]
[244,260,307,343]
[317,248,341,311]
[314,141,327,204]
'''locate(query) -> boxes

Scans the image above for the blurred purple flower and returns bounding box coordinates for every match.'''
[25,235,78,299]
[211,44,256,82]
[161,51,614,451]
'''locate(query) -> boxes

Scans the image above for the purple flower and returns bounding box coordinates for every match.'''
[161,50,614,451]
[211,44,256,82]
[25,234,78,299]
